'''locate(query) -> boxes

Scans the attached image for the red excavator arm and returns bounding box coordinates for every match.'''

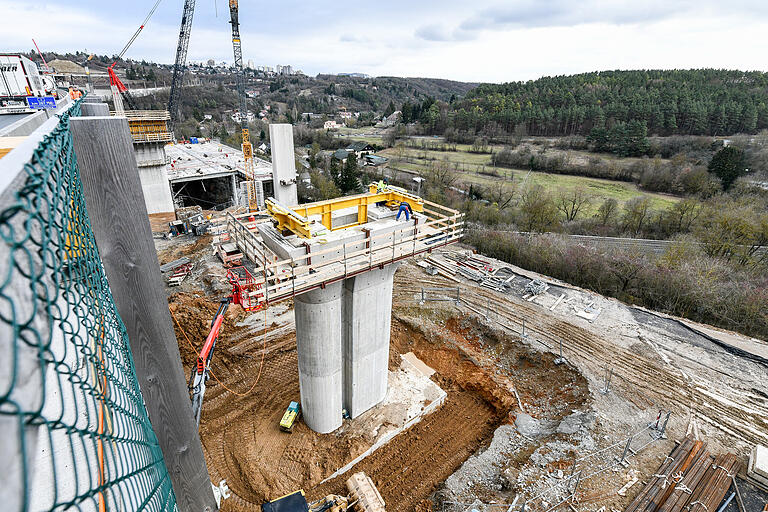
[189,298,231,425]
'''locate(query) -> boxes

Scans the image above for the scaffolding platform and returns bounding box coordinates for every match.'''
[223,197,463,308]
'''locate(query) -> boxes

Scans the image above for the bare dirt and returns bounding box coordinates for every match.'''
[167,285,587,512]
[155,234,768,512]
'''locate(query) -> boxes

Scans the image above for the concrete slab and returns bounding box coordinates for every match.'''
[321,353,446,483]
[165,140,272,184]
[749,445,768,482]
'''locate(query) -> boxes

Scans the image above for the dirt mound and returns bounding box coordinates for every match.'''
[157,234,213,266]
[168,291,252,370]
[180,299,587,512]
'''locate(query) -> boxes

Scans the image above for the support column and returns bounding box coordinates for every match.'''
[343,264,398,418]
[231,173,239,206]
[295,282,344,433]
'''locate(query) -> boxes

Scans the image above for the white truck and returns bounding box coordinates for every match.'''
[0,54,57,114]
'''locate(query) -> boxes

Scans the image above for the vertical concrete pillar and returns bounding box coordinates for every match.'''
[231,173,239,206]
[268,123,298,205]
[294,282,344,433]
[343,264,398,418]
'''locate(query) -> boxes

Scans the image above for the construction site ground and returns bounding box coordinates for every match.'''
[154,234,768,512]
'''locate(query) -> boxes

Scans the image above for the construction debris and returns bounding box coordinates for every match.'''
[167,262,194,286]
[524,279,549,298]
[159,256,191,273]
[748,445,768,490]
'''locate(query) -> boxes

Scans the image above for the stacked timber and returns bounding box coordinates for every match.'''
[624,437,741,512]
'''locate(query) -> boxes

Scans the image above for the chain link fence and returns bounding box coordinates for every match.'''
[0,99,177,511]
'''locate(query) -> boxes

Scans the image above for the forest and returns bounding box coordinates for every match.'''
[407,69,768,138]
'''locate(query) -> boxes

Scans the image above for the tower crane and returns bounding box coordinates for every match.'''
[168,0,196,128]
[228,0,264,210]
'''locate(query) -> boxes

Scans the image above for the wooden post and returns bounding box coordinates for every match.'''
[70,116,217,512]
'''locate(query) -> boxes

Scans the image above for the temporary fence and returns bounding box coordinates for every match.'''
[0,98,177,511]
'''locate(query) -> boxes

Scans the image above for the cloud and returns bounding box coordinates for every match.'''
[414,24,476,42]
[420,0,723,41]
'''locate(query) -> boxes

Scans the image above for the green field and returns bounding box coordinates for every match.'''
[379,147,680,212]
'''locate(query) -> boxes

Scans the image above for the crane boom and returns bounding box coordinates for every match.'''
[228,0,263,210]
[169,0,196,128]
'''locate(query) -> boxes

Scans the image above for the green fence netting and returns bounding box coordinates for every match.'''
[0,99,178,512]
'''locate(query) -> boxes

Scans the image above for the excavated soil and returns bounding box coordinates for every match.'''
[170,291,588,512]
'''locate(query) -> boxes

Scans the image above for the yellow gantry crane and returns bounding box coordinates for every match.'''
[265,184,424,238]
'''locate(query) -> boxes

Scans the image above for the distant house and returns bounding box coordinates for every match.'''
[324,120,341,130]
[364,155,388,167]
[257,142,270,155]
[378,110,402,128]
[231,111,255,123]
[332,148,352,162]
[338,111,353,120]
[345,142,375,158]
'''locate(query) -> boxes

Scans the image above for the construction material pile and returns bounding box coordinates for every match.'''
[421,252,517,292]
[624,436,741,512]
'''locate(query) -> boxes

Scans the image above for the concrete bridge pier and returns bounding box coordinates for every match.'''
[343,264,399,418]
[294,282,344,433]
[294,263,399,433]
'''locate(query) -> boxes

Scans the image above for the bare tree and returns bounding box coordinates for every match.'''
[422,157,458,190]
[519,185,560,233]
[556,187,592,222]
[622,197,652,235]
[483,181,516,210]
[595,198,618,226]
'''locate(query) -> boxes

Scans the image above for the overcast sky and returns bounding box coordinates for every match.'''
[3,0,768,83]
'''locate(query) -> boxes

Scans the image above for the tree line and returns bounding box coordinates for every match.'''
[406,69,768,138]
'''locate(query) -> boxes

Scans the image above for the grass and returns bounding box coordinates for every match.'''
[380,147,680,212]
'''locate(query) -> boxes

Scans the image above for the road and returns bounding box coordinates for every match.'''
[0,113,30,130]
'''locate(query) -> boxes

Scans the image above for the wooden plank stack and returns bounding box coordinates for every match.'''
[624,436,741,512]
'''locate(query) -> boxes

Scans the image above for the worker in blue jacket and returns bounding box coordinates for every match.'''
[396,201,412,221]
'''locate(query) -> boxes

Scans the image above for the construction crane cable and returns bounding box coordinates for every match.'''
[114,0,164,64]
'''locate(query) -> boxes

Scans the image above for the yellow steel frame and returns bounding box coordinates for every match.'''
[266,184,424,238]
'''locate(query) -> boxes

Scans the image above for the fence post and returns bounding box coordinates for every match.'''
[71,115,217,511]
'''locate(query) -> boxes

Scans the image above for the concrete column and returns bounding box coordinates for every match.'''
[231,173,239,206]
[268,123,298,205]
[343,264,398,418]
[295,282,344,433]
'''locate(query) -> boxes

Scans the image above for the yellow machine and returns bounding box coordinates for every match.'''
[265,183,424,239]
[279,401,301,432]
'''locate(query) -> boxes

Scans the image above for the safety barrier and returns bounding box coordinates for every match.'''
[0,98,177,511]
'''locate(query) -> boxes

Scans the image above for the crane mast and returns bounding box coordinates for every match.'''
[169,0,196,129]
[228,0,263,210]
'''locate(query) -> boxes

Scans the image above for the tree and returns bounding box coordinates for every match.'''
[308,142,320,169]
[518,185,560,233]
[556,187,592,222]
[708,146,746,190]
[309,170,341,200]
[384,101,396,117]
[328,157,341,186]
[595,198,618,226]
[483,181,516,210]
[622,197,652,235]
[337,153,361,193]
